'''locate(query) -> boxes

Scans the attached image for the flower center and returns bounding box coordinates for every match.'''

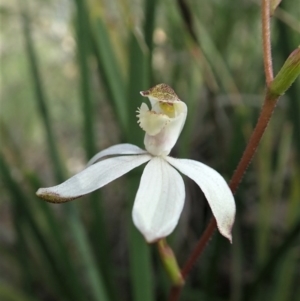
[159,102,175,118]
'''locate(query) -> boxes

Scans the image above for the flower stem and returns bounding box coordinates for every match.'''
[157,239,184,286]
[169,90,280,299]
[262,0,274,85]
[181,218,217,279]
[168,1,278,300]
[228,94,278,193]
[168,89,280,301]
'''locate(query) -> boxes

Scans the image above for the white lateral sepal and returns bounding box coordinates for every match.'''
[87,143,147,166]
[166,156,235,242]
[37,154,152,203]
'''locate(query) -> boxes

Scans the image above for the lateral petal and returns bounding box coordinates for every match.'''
[87,143,147,166]
[132,157,185,243]
[37,154,152,203]
[166,157,235,242]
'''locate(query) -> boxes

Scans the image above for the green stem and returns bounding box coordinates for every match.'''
[157,239,184,286]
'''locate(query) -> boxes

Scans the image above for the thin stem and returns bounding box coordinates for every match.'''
[262,0,274,84]
[168,93,279,301]
[168,2,277,299]
[181,218,217,279]
[228,95,277,193]
[168,286,181,301]
[157,239,184,286]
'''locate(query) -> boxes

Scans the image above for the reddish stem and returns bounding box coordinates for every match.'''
[228,96,277,193]
[168,286,181,301]
[262,0,274,85]
[168,2,277,299]
[181,218,217,279]
[168,94,279,301]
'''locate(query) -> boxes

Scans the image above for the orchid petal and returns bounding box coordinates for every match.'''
[37,154,152,203]
[132,157,185,243]
[87,143,147,166]
[166,157,235,242]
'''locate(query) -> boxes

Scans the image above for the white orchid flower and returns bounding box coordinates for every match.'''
[37,84,235,243]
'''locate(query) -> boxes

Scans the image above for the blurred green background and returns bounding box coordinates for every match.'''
[0,0,299,300]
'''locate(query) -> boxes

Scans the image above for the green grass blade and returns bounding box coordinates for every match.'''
[125,0,158,296]
[0,155,76,300]
[256,130,273,266]
[74,0,96,158]
[20,6,64,183]
[127,174,154,301]
[230,225,243,301]
[193,19,240,96]
[27,174,106,301]
[126,30,154,301]
[74,0,117,298]
[243,218,300,301]
[143,0,157,82]
[144,0,157,52]
[1,122,87,301]
[127,31,149,144]
[0,283,40,301]
[272,168,300,301]
[67,207,110,301]
[90,11,128,132]
[12,206,34,295]
[21,3,111,300]
[125,2,158,296]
